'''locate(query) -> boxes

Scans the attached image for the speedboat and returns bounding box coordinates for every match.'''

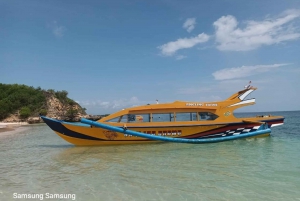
[41,86,284,145]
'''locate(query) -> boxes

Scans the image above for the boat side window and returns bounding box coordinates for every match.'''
[176,112,197,121]
[105,116,122,122]
[198,112,218,121]
[119,115,128,123]
[152,113,174,122]
[128,114,150,123]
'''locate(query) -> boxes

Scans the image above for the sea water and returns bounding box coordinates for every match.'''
[0,111,299,201]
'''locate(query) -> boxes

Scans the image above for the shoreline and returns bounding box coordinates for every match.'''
[0,122,29,133]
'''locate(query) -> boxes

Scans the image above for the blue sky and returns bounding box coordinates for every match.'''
[1,0,300,114]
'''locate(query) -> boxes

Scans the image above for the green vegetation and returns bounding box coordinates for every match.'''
[0,83,83,121]
[39,109,47,116]
[55,90,68,103]
[20,107,31,119]
[66,108,78,119]
[0,84,46,120]
[47,89,76,106]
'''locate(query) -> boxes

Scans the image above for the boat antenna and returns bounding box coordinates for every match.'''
[244,81,252,89]
[156,99,159,104]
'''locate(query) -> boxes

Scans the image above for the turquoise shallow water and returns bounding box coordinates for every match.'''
[0,111,299,201]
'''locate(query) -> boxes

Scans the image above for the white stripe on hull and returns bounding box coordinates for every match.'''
[271,123,284,127]
[239,89,254,100]
[228,99,255,107]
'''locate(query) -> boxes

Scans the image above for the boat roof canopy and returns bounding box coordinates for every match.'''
[129,104,217,112]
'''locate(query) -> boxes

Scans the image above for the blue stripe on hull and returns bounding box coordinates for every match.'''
[81,118,271,144]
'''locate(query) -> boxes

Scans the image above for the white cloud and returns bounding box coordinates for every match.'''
[48,21,66,38]
[213,9,300,51]
[80,97,147,110]
[99,101,110,108]
[212,64,290,80]
[176,55,187,60]
[158,33,210,56]
[183,18,196,32]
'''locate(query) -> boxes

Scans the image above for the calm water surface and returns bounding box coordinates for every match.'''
[0,111,299,201]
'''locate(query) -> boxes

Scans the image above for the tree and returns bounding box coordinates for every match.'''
[55,90,68,103]
[66,109,78,119]
[20,107,31,119]
[39,109,47,116]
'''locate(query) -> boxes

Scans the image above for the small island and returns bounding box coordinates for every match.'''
[0,83,102,125]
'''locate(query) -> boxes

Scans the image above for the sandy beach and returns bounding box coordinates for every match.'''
[0,122,28,133]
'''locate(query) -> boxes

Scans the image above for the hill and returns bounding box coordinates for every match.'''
[0,83,87,123]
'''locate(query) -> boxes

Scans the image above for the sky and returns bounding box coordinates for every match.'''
[1,0,300,114]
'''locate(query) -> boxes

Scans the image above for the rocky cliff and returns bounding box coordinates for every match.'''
[2,91,88,123]
[0,84,105,124]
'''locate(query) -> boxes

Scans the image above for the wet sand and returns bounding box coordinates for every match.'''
[0,122,28,133]
[0,127,15,133]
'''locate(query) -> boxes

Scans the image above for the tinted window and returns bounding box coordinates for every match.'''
[152,113,174,122]
[106,116,121,122]
[199,112,218,121]
[176,112,197,121]
[128,114,150,123]
[120,115,127,123]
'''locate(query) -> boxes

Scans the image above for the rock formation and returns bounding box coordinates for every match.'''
[2,91,88,123]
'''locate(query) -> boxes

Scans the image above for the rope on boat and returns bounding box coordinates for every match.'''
[80,118,271,144]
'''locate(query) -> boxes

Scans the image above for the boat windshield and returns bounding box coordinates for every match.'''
[199,112,218,120]
[105,116,121,122]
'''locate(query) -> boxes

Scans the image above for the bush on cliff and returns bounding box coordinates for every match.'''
[66,108,78,119]
[20,107,31,119]
[55,90,68,103]
[39,109,47,116]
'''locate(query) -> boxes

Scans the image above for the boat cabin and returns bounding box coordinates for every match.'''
[103,111,219,123]
[99,87,258,124]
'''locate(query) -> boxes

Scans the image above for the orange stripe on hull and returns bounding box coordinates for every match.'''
[55,131,160,146]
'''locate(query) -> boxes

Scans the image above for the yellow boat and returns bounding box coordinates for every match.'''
[41,87,284,146]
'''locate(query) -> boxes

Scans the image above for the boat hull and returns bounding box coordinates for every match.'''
[41,116,282,146]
